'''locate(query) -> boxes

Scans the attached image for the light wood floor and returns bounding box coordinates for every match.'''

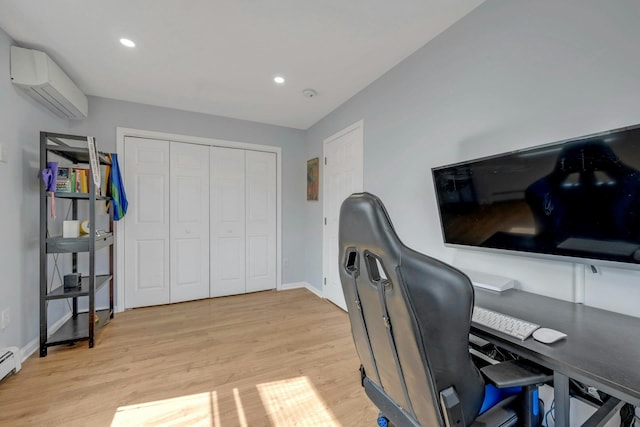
[0,289,377,426]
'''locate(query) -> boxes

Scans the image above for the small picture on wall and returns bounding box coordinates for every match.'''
[307,157,319,201]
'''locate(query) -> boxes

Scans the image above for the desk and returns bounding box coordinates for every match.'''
[471,288,640,427]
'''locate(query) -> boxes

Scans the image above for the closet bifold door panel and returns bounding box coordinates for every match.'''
[210,147,246,297]
[245,150,277,293]
[170,142,210,303]
[210,148,276,296]
[124,137,171,308]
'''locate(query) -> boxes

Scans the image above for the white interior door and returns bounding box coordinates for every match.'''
[170,142,210,303]
[210,147,246,297]
[323,122,364,311]
[124,137,170,308]
[245,150,277,293]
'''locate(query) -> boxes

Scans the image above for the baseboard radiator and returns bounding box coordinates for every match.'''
[0,347,21,383]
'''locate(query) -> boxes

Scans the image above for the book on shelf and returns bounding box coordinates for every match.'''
[78,168,89,193]
[56,167,71,192]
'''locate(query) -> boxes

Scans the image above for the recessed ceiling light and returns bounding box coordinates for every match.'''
[120,38,136,48]
[274,76,285,85]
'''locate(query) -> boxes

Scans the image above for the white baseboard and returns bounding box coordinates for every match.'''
[280,281,323,299]
[20,340,38,362]
[279,281,307,290]
[20,311,73,362]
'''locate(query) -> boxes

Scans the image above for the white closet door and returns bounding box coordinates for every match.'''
[245,150,277,292]
[210,147,246,297]
[170,142,210,303]
[124,137,170,308]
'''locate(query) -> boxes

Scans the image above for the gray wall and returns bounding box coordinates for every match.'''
[306,0,640,316]
[68,96,308,287]
[0,29,69,351]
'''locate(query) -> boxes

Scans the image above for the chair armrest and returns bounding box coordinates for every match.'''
[439,386,466,427]
[481,360,552,388]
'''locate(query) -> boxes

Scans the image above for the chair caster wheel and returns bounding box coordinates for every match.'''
[377,413,393,427]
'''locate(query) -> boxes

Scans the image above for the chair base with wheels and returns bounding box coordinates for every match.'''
[372,359,550,427]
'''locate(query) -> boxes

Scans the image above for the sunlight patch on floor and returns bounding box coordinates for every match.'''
[110,376,337,426]
[257,376,341,427]
[111,391,219,427]
[233,387,249,427]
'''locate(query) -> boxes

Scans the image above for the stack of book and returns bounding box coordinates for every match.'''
[56,167,92,194]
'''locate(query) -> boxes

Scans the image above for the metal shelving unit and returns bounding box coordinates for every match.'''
[39,132,114,357]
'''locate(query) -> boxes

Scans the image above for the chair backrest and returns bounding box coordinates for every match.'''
[339,193,485,426]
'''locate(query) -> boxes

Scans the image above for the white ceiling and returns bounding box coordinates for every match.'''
[0,0,483,129]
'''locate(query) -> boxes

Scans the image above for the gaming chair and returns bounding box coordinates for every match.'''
[338,193,551,427]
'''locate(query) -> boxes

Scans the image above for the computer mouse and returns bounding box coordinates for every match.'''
[533,328,567,344]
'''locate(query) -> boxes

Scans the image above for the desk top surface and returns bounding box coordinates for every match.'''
[472,288,640,405]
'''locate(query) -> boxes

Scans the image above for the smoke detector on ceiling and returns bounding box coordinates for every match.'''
[302,88,317,98]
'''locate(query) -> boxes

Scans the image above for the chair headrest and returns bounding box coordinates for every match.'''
[339,192,402,256]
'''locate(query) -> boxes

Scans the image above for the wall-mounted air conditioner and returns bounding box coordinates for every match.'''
[10,46,88,120]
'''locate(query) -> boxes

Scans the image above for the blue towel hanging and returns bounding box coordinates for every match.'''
[108,153,128,221]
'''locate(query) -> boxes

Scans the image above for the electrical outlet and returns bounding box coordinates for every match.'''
[1,308,10,329]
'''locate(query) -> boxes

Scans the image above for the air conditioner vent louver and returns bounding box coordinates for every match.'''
[10,46,88,120]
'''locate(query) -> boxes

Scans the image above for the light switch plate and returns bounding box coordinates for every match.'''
[0,144,7,163]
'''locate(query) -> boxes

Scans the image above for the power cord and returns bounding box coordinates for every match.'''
[538,398,546,426]
[544,399,555,427]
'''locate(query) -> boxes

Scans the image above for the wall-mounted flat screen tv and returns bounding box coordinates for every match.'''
[432,124,640,266]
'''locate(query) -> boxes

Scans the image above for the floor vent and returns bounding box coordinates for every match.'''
[0,347,21,383]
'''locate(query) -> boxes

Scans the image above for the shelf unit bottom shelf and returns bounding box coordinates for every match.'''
[45,309,113,348]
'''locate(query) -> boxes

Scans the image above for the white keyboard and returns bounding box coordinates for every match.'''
[472,306,540,341]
